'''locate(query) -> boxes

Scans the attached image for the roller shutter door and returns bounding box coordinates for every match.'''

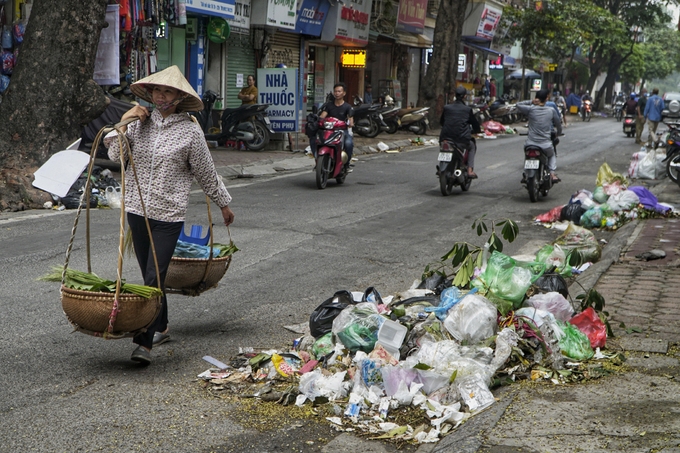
[226,34,257,109]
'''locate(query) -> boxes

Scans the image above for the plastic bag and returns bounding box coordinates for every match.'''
[524,292,573,322]
[630,149,663,179]
[472,251,546,312]
[569,307,607,349]
[535,205,564,223]
[535,244,566,269]
[554,223,602,263]
[443,294,498,344]
[556,321,594,360]
[593,186,609,204]
[311,332,334,358]
[607,190,640,212]
[628,150,647,179]
[297,370,347,402]
[1,49,14,75]
[580,206,608,229]
[332,302,385,353]
[424,286,469,320]
[482,120,505,133]
[628,186,672,213]
[309,290,355,338]
[603,181,624,196]
[560,203,587,225]
[596,162,625,186]
[569,190,595,208]
[0,74,9,94]
[532,272,569,298]
[381,366,419,396]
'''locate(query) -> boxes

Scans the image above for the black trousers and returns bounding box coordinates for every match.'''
[127,213,183,349]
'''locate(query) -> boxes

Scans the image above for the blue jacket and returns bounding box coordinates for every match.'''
[644,94,663,122]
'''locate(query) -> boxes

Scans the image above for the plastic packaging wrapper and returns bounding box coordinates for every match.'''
[13,23,24,45]
[482,120,505,133]
[1,50,14,75]
[525,292,573,322]
[456,373,495,412]
[569,307,607,349]
[472,251,546,312]
[628,186,672,213]
[172,240,225,259]
[560,202,587,225]
[554,223,602,263]
[1,26,11,49]
[298,370,348,403]
[556,321,594,360]
[443,294,498,344]
[412,341,495,383]
[596,162,625,186]
[425,286,473,320]
[535,205,564,223]
[309,290,355,338]
[312,332,334,358]
[515,307,562,333]
[332,302,385,353]
[271,353,300,377]
[490,328,520,372]
[0,74,9,94]
[603,181,624,196]
[607,190,640,212]
[381,365,420,396]
[593,186,609,204]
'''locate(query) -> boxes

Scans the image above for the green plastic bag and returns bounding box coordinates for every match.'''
[332,302,384,353]
[557,321,594,360]
[593,186,609,204]
[554,223,602,263]
[312,332,334,358]
[472,251,546,313]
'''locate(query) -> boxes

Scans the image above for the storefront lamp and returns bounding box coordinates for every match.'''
[341,50,366,68]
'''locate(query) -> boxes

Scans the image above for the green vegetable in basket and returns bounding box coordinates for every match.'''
[40,267,162,298]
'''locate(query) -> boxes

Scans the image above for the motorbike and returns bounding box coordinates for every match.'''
[614,100,624,122]
[352,95,389,138]
[387,106,429,134]
[580,100,592,122]
[623,114,635,137]
[522,132,560,202]
[661,121,680,184]
[436,139,473,196]
[488,97,518,124]
[307,109,350,189]
[198,90,274,151]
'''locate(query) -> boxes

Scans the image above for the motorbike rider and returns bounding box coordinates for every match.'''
[516,89,563,183]
[314,82,354,167]
[624,93,638,116]
[439,85,482,178]
[553,91,567,126]
[613,91,626,105]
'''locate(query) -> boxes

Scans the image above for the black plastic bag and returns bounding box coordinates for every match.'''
[361,286,383,304]
[309,290,355,339]
[533,273,569,299]
[418,274,452,295]
[561,203,587,225]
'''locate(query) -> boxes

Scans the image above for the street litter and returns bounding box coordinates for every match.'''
[377,142,390,152]
[534,163,677,232]
[199,217,624,446]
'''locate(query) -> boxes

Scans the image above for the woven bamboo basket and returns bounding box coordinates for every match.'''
[61,286,161,334]
[165,254,232,295]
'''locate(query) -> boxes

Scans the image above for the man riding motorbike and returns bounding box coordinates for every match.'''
[624,93,638,116]
[439,85,482,178]
[516,89,563,183]
[553,91,567,126]
[312,82,354,169]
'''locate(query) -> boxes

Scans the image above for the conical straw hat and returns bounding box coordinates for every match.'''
[130,65,204,111]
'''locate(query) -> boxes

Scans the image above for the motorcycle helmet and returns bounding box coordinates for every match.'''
[630,93,636,99]
[384,94,394,105]
[455,85,467,98]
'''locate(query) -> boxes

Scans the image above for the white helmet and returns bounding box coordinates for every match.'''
[384,95,394,105]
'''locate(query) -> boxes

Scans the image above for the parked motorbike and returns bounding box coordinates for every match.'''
[580,100,592,122]
[623,114,635,137]
[488,97,518,124]
[387,106,429,134]
[661,121,680,184]
[614,100,624,122]
[307,109,350,189]
[350,95,387,138]
[437,139,473,195]
[198,90,274,151]
[522,132,560,202]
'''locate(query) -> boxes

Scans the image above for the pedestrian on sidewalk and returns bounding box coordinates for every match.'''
[636,88,647,144]
[643,88,663,148]
[106,65,235,365]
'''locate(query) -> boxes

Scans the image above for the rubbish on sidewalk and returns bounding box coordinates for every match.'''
[628,186,672,214]
[557,321,594,360]
[635,249,666,261]
[377,142,389,152]
[525,292,573,322]
[554,223,602,263]
[569,307,607,349]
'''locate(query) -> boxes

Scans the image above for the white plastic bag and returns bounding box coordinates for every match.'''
[607,190,640,212]
[524,291,573,321]
[631,149,663,179]
[297,370,347,403]
[443,294,498,344]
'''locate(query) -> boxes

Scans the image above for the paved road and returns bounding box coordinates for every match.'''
[0,117,649,452]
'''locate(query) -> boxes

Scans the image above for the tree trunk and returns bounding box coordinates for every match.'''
[0,0,109,211]
[418,0,470,129]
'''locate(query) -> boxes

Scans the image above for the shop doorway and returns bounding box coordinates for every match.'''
[339,68,362,104]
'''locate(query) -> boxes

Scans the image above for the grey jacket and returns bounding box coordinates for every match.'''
[516,101,562,149]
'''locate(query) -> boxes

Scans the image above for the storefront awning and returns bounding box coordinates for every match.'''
[394,32,433,48]
[463,41,501,57]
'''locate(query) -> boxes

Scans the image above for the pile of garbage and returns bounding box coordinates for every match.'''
[46,166,121,210]
[200,246,617,444]
[481,120,516,138]
[535,163,674,230]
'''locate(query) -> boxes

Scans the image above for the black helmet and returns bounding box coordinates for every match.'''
[455,86,467,98]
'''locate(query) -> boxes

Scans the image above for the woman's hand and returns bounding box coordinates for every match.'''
[221,205,235,226]
[121,105,150,123]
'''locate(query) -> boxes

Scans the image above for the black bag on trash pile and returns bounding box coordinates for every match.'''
[532,273,569,299]
[361,286,383,304]
[60,191,98,209]
[561,203,587,225]
[417,274,452,294]
[309,290,356,338]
